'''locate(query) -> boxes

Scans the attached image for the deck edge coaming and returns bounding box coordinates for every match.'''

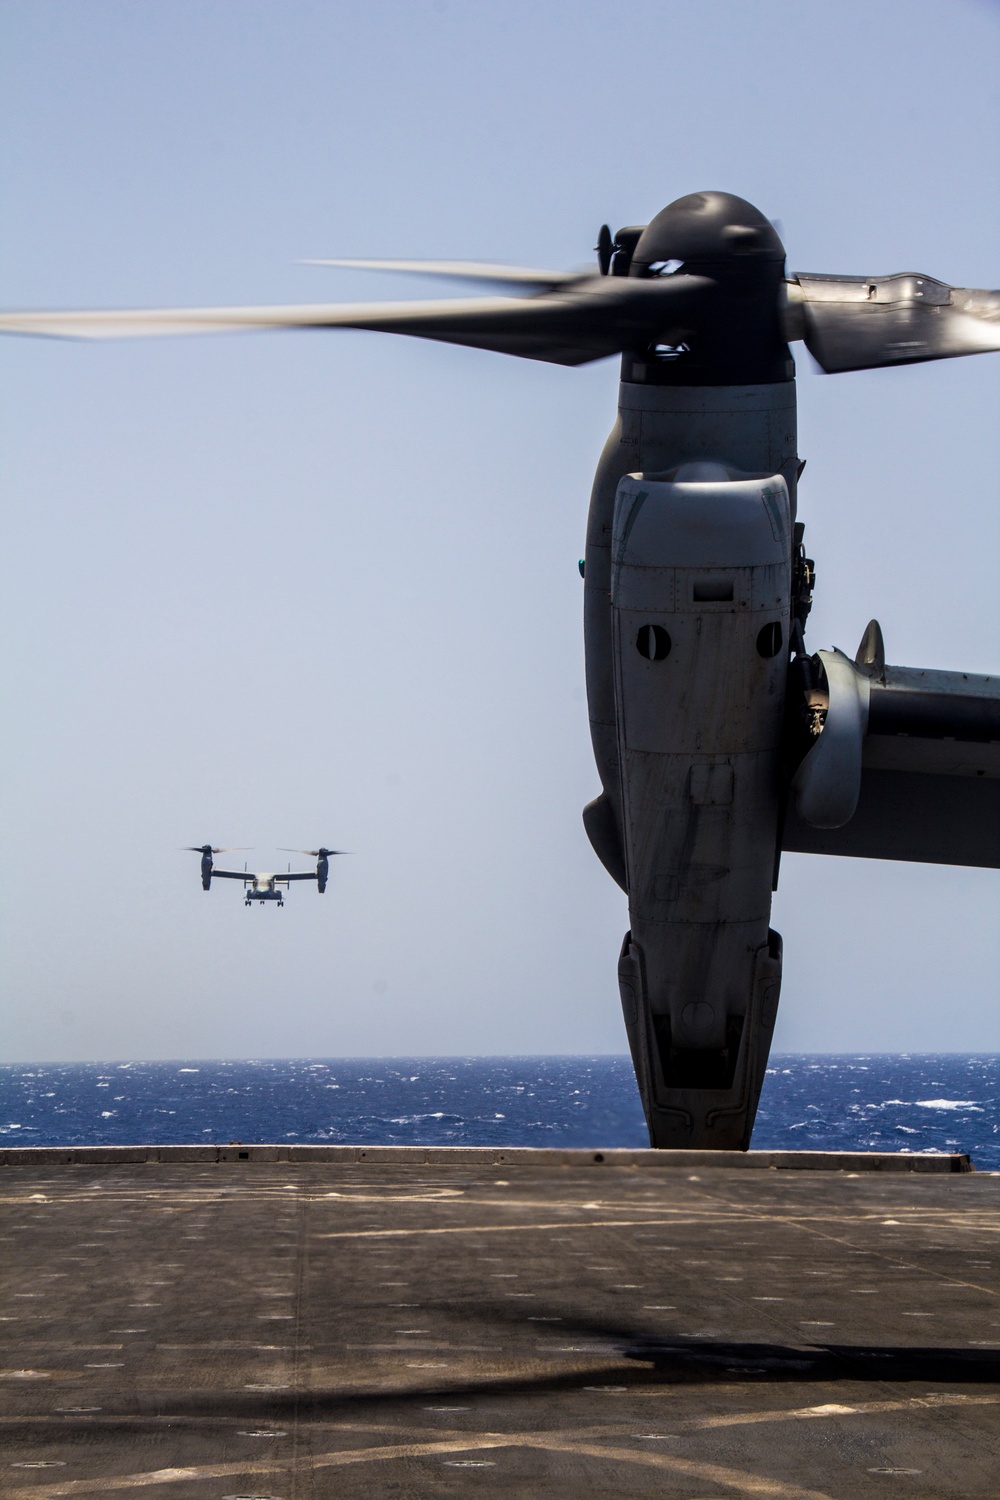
[0,1144,974,1171]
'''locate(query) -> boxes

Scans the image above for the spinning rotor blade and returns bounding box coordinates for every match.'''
[0,275,711,367]
[788,272,1000,373]
[278,847,348,857]
[299,258,583,291]
[183,845,251,853]
[9,187,992,376]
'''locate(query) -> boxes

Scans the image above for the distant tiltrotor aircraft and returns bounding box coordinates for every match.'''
[185,846,343,907]
[5,191,999,1148]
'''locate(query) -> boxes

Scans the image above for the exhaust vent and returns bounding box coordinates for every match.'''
[693,579,734,602]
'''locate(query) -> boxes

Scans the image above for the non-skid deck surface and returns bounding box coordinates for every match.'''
[1,1151,997,1499]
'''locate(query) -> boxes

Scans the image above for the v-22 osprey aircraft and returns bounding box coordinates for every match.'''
[5,191,998,1149]
[185,846,343,906]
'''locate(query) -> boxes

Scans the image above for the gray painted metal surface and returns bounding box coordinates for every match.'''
[784,663,1000,867]
[585,382,799,1150]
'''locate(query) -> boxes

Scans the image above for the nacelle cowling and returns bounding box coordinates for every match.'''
[609,462,792,1148]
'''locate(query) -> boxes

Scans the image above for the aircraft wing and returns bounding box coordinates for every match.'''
[787,273,1000,373]
[210,868,252,881]
[782,664,1000,868]
[274,872,318,884]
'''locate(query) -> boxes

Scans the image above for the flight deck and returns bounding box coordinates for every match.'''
[1,1146,997,1499]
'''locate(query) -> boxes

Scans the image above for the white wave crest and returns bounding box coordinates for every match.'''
[913,1099,982,1111]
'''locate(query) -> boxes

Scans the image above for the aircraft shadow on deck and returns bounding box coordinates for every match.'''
[140,1306,1000,1429]
[29,1342,997,1445]
[440,1299,1000,1389]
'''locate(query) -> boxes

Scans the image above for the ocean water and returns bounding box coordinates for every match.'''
[0,1055,996,1168]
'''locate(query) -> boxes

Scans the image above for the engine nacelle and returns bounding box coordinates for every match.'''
[608,461,791,1146]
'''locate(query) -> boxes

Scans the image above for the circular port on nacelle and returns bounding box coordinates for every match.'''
[636,624,672,661]
[756,621,783,658]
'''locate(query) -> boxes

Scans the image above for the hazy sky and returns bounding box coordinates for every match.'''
[1,0,997,1062]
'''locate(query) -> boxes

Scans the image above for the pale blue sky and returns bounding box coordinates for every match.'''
[1,0,998,1061]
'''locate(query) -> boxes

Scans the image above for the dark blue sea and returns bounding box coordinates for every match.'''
[0,1055,996,1169]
